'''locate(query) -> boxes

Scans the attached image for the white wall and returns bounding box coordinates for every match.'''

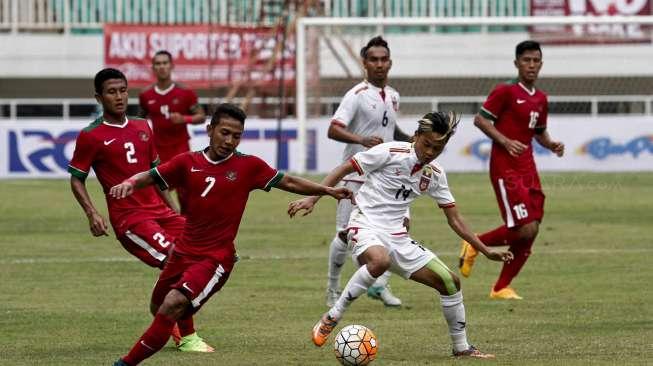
[1,32,652,78]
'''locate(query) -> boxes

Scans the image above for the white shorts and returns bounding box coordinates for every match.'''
[335,180,363,232]
[347,227,436,279]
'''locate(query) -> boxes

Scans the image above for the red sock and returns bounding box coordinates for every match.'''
[177,316,195,337]
[478,225,521,247]
[493,238,534,291]
[123,313,176,365]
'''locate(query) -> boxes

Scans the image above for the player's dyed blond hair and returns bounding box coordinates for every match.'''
[415,111,461,144]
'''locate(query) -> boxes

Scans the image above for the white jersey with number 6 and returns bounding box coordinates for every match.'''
[348,141,455,233]
[331,80,400,182]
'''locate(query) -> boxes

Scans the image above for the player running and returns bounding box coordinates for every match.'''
[458,40,565,300]
[110,103,352,366]
[289,111,513,359]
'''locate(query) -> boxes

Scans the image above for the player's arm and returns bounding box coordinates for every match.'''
[328,122,383,148]
[156,187,180,213]
[287,161,356,217]
[441,205,513,263]
[534,129,564,157]
[70,176,109,237]
[109,171,156,199]
[474,113,527,157]
[171,104,206,125]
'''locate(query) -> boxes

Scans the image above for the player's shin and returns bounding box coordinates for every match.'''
[330,265,377,320]
[327,235,348,290]
[123,313,176,365]
[440,291,470,353]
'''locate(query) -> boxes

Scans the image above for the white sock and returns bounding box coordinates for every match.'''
[371,270,391,288]
[329,265,376,321]
[327,235,348,290]
[440,291,470,353]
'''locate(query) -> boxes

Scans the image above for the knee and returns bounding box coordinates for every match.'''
[149,302,159,316]
[366,256,391,277]
[158,290,190,320]
[517,222,539,241]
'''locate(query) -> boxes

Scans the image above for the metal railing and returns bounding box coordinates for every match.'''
[0,0,529,33]
[1,95,651,120]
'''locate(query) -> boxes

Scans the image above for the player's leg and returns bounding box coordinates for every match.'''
[313,229,390,347]
[117,220,173,269]
[326,181,361,306]
[404,240,494,359]
[490,175,545,299]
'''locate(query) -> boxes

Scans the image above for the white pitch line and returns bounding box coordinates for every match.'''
[2,247,652,265]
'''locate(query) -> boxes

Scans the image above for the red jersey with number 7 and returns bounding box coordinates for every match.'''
[68,117,176,235]
[149,150,284,261]
[479,79,548,173]
[138,83,199,153]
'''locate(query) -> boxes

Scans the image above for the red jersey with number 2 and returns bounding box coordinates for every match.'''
[480,80,548,174]
[150,150,284,262]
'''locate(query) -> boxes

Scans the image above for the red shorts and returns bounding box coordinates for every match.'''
[490,171,545,228]
[151,251,234,314]
[116,215,186,269]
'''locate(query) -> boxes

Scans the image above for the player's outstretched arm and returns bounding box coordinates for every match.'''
[534,130,564,157]
[70,176,109,237]
[287,161,356,218]
[328,123,383,148]
[109,171,155,199]
[474,114,527,157]
[441,205,513,263]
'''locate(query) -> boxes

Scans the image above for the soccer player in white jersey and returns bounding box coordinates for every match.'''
[289,111,513,359]
[325,35,411,308]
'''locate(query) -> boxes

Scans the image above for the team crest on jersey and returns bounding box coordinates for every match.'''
[419,165,433,191]
[225,171,237,181]
[138,131,149,142]
[391,95,398,112]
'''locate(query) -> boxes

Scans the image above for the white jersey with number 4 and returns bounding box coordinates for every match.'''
[331,80,400,182]
[348,141,455,233]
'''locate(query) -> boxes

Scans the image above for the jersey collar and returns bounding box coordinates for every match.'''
[102,116,129,128]
[518,82,536,96]
[202,149,233,165]
[154,83,176,95]
[364,80,385,93]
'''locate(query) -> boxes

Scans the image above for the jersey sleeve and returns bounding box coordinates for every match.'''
[536,94,548,130]
[249,156,284,192]
[350,143,391,176]
[145,124,160,167]
[331,91,357,128]
[479,84,509,122]
[186,89,201,113]
[428,170,456,208]
[68,130,98,181]
[149,153,186,190]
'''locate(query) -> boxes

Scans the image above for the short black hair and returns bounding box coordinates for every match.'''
[153,50,173,63]
[94,68,127,95]
[360,35,390,59]
[515,40,542,59]
[210,103,247,126]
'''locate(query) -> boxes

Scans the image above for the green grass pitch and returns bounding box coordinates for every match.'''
[1,173,651,365]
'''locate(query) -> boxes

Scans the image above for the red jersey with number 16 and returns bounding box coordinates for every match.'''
[150,150,284,261]
[68,117,176,235]
[480,80,548,174]
[139,84,199,152]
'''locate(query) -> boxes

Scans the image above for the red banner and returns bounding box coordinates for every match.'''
[530,0,651,44]
[104,24,295,89]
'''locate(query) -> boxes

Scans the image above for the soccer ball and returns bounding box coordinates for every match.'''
[333,324,378,366]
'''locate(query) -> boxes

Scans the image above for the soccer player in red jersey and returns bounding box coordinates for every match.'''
[458,40,565,300]
[138,50,206,213]
[109,103,352,366]
[69,68,213,353]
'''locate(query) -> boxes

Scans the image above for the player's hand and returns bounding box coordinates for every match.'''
[484,250,513,262]
[361,135,384,148]
[109,179,135,199]
[87,211,109,237]
[288,197,319,218]
[402,217,411,232]
[549,141,565,157]
[503,139,527,157]
[170,112,185,124]
[327,186,353,200]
